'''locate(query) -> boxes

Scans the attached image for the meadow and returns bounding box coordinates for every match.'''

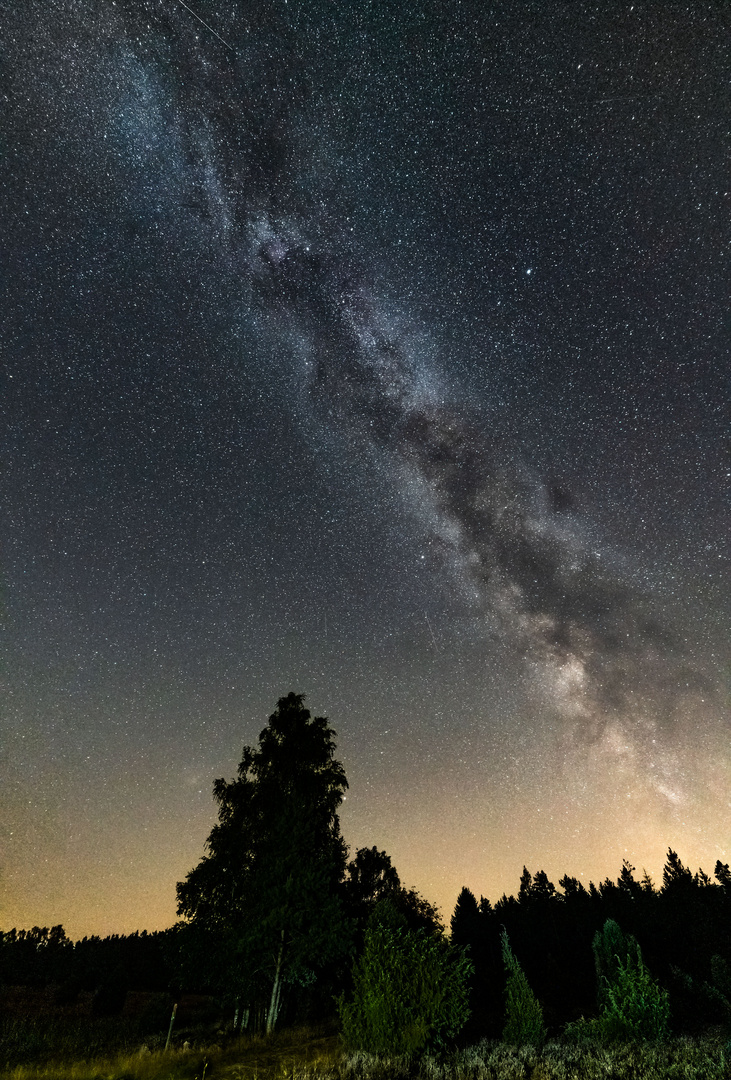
[0,1022,728,1080]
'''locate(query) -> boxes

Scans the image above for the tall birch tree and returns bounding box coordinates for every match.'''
[176,693,351,1032]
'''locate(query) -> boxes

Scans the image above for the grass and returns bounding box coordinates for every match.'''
[338,1038,729,1080]
[0,1026,728,1080]
[0,1024,340,1080]
[0,1016,146,1070]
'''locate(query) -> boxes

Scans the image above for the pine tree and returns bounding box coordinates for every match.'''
[662,849,694,893]
[500,929,546,1046]
[714,861,731,890]
[450,886,481,948]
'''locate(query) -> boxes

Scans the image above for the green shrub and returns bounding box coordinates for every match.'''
[592,919,640,1006]
[338,904,472,1055]
[500,929,546,1047]
[599,953,670,1041]
[566,927,670,1045]
[563,1015,604,1043]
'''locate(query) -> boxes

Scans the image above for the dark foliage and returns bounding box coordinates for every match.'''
[0,927,172,998]
[339,900,472,1055]
[343,846,442,938]
[500,929,546,1046]
[450,849,731,1039]
[175,693,353,1032]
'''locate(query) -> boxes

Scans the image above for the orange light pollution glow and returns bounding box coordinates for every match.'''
[3,680,729,940]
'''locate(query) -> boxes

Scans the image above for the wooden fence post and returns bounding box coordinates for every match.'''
[165,1002,178,1051]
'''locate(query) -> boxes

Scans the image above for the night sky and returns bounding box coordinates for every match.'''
[2,0,729,940]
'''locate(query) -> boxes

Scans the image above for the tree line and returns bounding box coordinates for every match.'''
[451,852,731,1041]
[2,693,730,1049]
[0,926,170,1015]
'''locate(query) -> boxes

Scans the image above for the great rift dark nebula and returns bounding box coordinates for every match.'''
[1,0,728,938]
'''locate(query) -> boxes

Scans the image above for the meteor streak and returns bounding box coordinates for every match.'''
[174,0,234,50]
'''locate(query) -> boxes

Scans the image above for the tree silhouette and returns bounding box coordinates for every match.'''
[662,849,694,893]
[176,692,352,1031]
[343,846,442,939]
[714,861,731,890]
[342,846,401,935]
[451,887,503,1038]
[451,887,481,948]
[345,847,400,905]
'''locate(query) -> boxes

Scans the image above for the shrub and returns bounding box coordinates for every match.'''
[599,953,670,1041]
[586,920,670,1042]
[500,930,546,1047]
[592,919,640,1005]
[566,940,670,1044]
[338,903,472,1055]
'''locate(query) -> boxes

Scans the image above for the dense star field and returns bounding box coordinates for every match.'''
[1,0,728,939]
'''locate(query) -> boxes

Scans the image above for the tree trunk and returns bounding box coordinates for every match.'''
[266,930,286,1035]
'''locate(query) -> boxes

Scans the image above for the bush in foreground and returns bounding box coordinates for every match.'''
[566,919,670,1043]
[338,901,472,1055]
[600,952,670,1041]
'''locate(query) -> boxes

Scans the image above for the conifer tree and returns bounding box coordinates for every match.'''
[600,953,670,1041]
[662,849,694,892]
[450,886,481,948]
[500,929,546,1046]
